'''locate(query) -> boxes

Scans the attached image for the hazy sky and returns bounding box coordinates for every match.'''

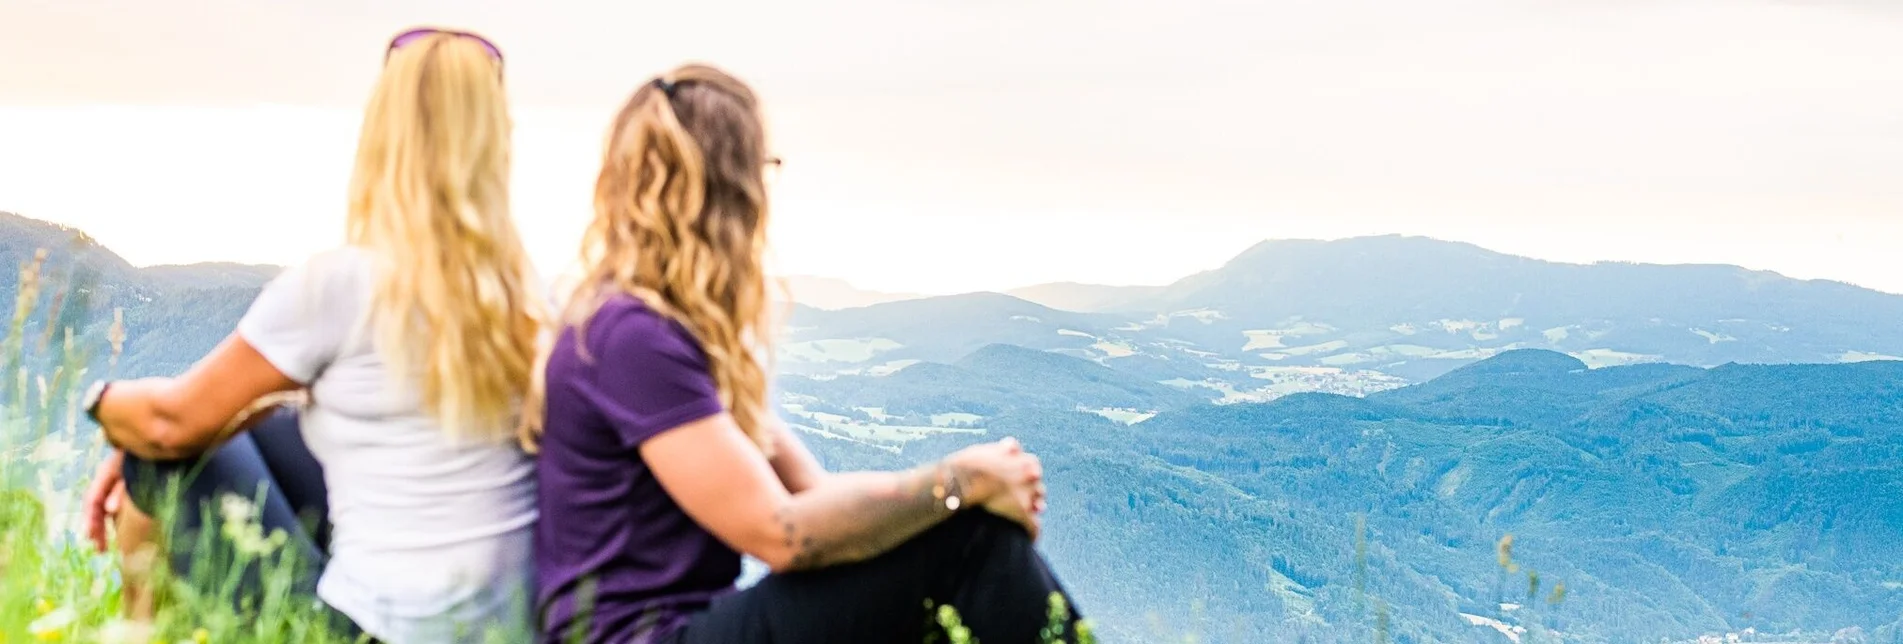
[2,0,1901,294]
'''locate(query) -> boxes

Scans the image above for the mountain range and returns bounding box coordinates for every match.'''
[7,212,1903,642]
[782,235,1903,414]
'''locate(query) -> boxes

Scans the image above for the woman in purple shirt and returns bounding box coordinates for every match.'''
[523,64,1088,644]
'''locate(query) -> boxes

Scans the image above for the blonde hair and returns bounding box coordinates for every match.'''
[521,64,777,454]
[347,31,544,443]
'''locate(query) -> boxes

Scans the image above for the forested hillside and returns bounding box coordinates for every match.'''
[785,350,1903,642]
[1,212,272,379]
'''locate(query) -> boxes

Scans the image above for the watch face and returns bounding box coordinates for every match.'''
[83,380,107,419]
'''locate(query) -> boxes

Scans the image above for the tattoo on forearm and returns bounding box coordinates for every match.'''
[775,461,955,571]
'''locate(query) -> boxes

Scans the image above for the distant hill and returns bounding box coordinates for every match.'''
[780,275,922,310]
[780,235,1903,408]
[781,343,1202,418]
[142,262,280,290]
[779,292,1134,374]
[1120,235,1903,366]
[1006,281,1166,313]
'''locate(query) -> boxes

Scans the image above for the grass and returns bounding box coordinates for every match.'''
[0,246,1097,643]
[0,248,369,643]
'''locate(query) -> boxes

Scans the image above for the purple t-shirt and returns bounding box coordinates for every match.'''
[534,296,740,643]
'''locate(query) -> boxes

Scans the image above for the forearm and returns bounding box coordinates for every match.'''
[768,420,828,493]
[98,378,195,460]
[98,380,290,460]
[768,461,965,572]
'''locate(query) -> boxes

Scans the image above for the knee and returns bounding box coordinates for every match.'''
[946,511,1035,551]
[118,451,165,516]
[118,450,205,519]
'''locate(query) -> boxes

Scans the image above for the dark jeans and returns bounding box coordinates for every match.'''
[121,407,374,641]
[662,511,1088,644]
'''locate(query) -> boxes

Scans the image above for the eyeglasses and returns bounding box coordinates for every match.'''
[764,156,784,185]
[385,27,503,67]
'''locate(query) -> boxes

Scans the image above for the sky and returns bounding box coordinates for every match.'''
[1,0,1901,295]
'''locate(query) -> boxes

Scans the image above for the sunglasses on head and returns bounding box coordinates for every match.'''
[385,27,503,67]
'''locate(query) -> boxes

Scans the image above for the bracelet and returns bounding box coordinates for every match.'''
[931,460,964,511]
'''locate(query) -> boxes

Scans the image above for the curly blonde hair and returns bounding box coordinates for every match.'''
[521,63,777,454]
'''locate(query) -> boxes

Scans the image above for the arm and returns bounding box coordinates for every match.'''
[592,309,1041,573]
[645,414,1005,573]
[96,334,301,460]
[97,254,343,460]
[766,417,828,494]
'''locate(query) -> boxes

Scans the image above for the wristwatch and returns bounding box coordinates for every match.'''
[82,379,111,425]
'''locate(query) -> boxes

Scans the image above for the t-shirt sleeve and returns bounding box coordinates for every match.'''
[235,253,358,385]
[586,310,728,448]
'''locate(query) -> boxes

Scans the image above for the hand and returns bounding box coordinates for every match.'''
[948,437,1047,539]
[83,450,127,553]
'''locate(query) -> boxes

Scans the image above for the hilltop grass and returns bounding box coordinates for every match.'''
[0,247,1097,644]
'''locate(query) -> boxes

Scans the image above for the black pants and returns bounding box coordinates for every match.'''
[663,511,1088,644]
[121,407,374,641]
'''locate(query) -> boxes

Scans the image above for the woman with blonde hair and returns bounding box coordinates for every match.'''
[529,63,1087,644]
[78,27,541,643]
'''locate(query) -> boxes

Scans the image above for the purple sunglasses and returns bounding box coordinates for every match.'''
[385,27,503,67]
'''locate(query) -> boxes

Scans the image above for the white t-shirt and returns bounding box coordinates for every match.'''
[237,247,537,643]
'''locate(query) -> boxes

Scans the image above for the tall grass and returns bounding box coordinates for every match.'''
[0,248,367,643]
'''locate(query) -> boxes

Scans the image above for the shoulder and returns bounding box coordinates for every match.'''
[265,246,374,292]
[588,296,690,343]
[581,294,708,368]
[299,246,376,281]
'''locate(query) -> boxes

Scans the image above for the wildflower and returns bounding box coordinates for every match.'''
[93,618,152,644]
[935,605,974,644]
[28,606,75,641]
[218,492,256,526]
[215,492,287,556]
[1075,620,1097,644]
[193,627,211,644]
[108,307,126,370]
[34,596,54,615]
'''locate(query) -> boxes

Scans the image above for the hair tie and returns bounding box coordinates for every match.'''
[651,77,676,97]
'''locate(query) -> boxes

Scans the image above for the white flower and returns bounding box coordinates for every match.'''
[28,436,74,465]
[28,606,76,639]
[216,492,288,557]
[217,493,257,526]
[95,619,155,644]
